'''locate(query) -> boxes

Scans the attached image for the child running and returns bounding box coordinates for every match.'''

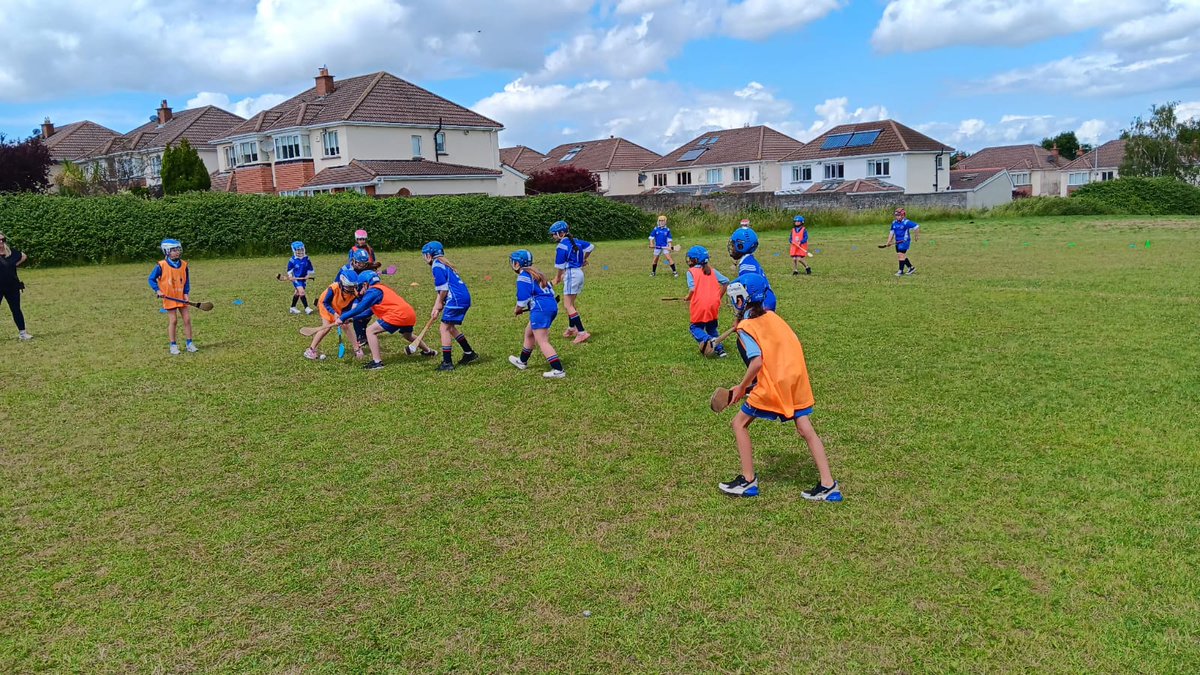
[337,270,431,370]
[147,238,197,355]
[790,215,811,275]
[683,245,729,358]
[286,240,315,314]
[550,220,595,344]
[727,227,778,311]
[421,241,478,371]
[507,249,566,379]
[304,265,361,361]
[883,207,919,276]
[649,214,678,278]
[718,273,841,501]
[349,229,380,270]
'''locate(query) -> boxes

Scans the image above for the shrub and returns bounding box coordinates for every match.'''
[1070,177,1200,215]
[988,196,1120,217]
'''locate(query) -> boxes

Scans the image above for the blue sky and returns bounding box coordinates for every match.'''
[2,0,1198,154]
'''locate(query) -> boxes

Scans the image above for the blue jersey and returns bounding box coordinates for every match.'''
[891,218,918,244]
[287,256,314,279]
[431,260,471,309]
[686,267,729,290]
[650,226,672,248]
[555,237,594,269]
[737,253,768,278]
[516,271,557,313]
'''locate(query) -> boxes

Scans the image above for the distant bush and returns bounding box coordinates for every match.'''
[0,192,651,266]
[1070,177,1200,215]
[658,205,977,237]
[988,196,1120,217]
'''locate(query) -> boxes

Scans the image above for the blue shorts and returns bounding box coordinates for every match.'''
[375,319,413,335]
[442,306,469,326]
[292,280,307,289]
[561,267,585,295]
[741,402,813,422]
[529,309,557,331]
[895,243,910,254]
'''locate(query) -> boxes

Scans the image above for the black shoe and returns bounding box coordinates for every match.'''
[793,270,799,275]
[437,362,455,371]
[363,360,384,370]
[806,267,811,275]
[458,351,479,366]
[420,349,437,357]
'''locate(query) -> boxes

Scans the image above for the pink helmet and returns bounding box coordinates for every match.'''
[354,229,368,239]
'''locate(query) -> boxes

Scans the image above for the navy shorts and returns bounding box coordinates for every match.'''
[442,306,469,326]
[741,402,813,422]
[529,309,557,331]
[375,319,413,335]
[895,243,910,254]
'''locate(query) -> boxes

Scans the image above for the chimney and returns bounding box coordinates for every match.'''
[157,100,173,124]
[41,117,55,138]
[1050,143,1059,163]
[315,67,335,97]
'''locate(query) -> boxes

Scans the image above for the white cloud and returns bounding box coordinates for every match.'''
[721,0,845,40]
[917,113,1124,152]
[1177,101,1200,120]
[1077,119,1112,145]
[185,92,290,119]
[979,52,1197,96]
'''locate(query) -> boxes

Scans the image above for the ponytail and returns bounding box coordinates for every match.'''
[434,255,458,273]
[743,302,767,320]
[525,265,550,289]
[702,262,712,276]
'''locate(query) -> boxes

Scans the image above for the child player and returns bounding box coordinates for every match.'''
[507,249,566,379]
[883,207,919,276]
[683,246,729,357]
[147,238,197,355]
[550,220,595,344]
[421,241,478,371]
[349,229,381,270]
[649,214,678,278]
[287,240,315,314]
[337,271,432,370]
[790,215,811,275]
[304,265,360,360]
[727,227,778,311]
[717,273,841,501]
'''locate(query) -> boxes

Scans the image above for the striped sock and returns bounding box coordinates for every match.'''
[441,346,453,364]
[547,354,564,371]
[455,333,474,353]
[569,313,584,332]
[520,347,533,364]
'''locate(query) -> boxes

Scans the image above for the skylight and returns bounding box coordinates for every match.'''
[699,136,720,145]
[560,146,583,161]
[821,134,853,150]
[679,148,707,162]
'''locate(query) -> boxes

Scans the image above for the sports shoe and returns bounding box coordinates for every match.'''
[508,355,528,370]
[718,351,729,358]
[543,369,566,379]
[905,267,917,275]
[572,331,591,344]
[169,343,181,355]
[363,360,385,370]
[420,349,437,357]
[304,307,314,314]
[793,270,800,275]
[185,342,198,353]
[719,474,759,497]
[563,327,578,339]
[436,362,455,372]
[673,272,679,278]
[458,351,479,366]
[806,267,811,275]
[304,348,326,361]
[895,270,904,277]
[17,330,32,341]
[289,307,301,314]
[802,480,842,502]
[650,272,656,277]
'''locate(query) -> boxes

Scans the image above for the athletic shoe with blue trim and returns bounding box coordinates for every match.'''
[719,474,758,497]
[802,480,842,502]
[363,360,385,370]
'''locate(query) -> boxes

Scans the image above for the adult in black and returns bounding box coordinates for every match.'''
[0,231,31,340]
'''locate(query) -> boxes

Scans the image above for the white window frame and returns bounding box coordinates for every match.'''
[733,166,751,182]
[936,155,944,169]
[823,162,844,180]
[676,171,692,186]
[792,164,812,182]
[148,154,162,178]
[223,146,236,170]
[867,158,891,177]
[653,173,667,187]
[237,141,259,165]
[435,131,446,154]
[274,133,311,161]
[1100,170,1115,182]
[411,135,422,158]
[1011,171,1031,186]
[705,168,722,184]
[322,130,340,157]
[1068,171,1089,186]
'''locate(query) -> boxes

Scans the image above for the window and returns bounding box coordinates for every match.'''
[560,146,582,161]
[223,146,236,169]
[705,168,722,184]
[274,133,311,161]
[676,171,692,186]
[148,155,162,178]
[867,159,891,177]
[237,141,259,165]
[792,165,812,182]
[1068,171,1089,186]
[936,155,944,169]
[653,173,667,187]
[698,136,719,145]
[823,162,844,180]
[1100,170,1115,181]
[678,148,707,162]
[1010,171,1031,186]
[411,135,422,158]
[733,166,751,182]
[435,131,446,154]
[322,131,340,157]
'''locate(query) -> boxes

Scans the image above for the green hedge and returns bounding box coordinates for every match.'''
[0,192,654,266]
[1070,177,1200,215]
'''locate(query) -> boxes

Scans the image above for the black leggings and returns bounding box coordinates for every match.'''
[1,286,25,331]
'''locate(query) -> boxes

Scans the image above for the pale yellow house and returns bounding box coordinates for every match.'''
[641,125,803,194]
[38,118,120,191]
[527,137,661,196]
[955,144,1064,197]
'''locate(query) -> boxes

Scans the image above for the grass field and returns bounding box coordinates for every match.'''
[2,216,1199,672]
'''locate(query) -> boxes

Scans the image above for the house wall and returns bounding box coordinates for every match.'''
[497,167,526,197]
[1031,169,1060,197]
[342,126,500,169]
[782,154,911,192]
[1059,167,1120,197]
[960,176,1014,209]
[606,169,645,196]
[274,160,316,192]
[235,165,275,194]
[376,177,499,196]
[611,190,975,213]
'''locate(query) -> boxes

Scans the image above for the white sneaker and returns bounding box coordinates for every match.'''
[185,342,198,353]
[543,369,566,379]
[895,270,904,277]
[169,344,181,355]
[304,347,326,361]
[289,307,301,314]
[18,330,32,341]
[508,355,528,370]
[304,307,314,314]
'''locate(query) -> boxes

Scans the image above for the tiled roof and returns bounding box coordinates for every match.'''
[642,125,804,171]
[800,178,904,194]
[955,144,1062,171]
[500,145,549,173]
[217,72,501,140]
[210,171,237,193]
[949,167,1008,191]
[83,106,245,158]
[41,121,120,161]
[1062,139,1126,171]
[780,120,951,162]
[541,137,661,172]
[302,159,501,188]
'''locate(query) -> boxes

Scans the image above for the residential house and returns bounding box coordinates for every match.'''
[1059,139,1126,196]
[778,120,953,195]
[211,68,520,197]
[500,145,549,174]
[641,125,804,194]
[535,137,661,195]
[37,118,120,191]
[79,101,245,190]
[948,167,1014,208]
[955,144,1063,197]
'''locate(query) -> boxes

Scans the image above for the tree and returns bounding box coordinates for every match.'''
[525,165,600,195]
[55,160,112,196]
[1040,131,1086,161]
[949,151,971,168]
[161,138,211,194]
[0,132,53,193]
[1120,101,1200,183]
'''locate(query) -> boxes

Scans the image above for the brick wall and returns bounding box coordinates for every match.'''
[235,165,275,194]
[609,190,972,214]
[274,160,315,192]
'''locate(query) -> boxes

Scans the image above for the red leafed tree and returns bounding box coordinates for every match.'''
[525,165,600,195]
[0,133,53,193]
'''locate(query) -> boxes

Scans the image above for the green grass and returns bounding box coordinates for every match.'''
[2,215,1199,671]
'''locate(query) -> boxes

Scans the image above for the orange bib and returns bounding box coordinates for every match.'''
[688,267,722,323]
[319,283,357,323]
[158,260,188,310]
[738,311,814,416]
[371,283,416,327]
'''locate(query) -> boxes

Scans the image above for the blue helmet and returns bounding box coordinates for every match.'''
[727,273,768,311]
[291,241,306,256]
[687,245,709,264]
[793,215,805,224]
[509,249,534,267]
[549,220,569,235]
[337,265,358,289]
[728,227,759,257]
[421,241,444,258]
[357,270,380,287]
[351,249,371,264]
[160,238,182,256]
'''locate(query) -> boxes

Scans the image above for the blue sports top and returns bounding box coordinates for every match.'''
[555,237,595,269]
[287,256,314,279]
[737,253,768,278]
[650,226,672,248]
[516,271,557,313]
[431,259,471,309]
[891,218,919,243]
[148,258,190,294]
[338,287,383,322]
[686,266,729,290]
[737,330,762,360]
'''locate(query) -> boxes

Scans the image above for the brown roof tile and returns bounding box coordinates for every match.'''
[802,178,904,194]
[41,121,120,161]
[83,105,245,159]
[500,145,549,172]
[218,72,501,140]
[1062,139,1126,170]
[642,125,804,171]
[302,159,500,188]
[210,171,237,193]
[955,144,1062,171]
[781,120,951,162]
[541,137,661,172]
[949,167,1008,190]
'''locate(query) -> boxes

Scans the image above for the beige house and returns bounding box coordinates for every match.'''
[777,120,953,195]
[1059,139,1126,196]
[641,125,803,194]
[949,167,1014,208]
[955,144,1064,197]
[211,68,519,197]
[532,137,661,195]
[38,118,120,191]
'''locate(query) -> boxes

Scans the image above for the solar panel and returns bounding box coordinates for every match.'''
[705,136,720,145]
[679,148,707,162]
[820,134,852,150]
[846,130,881,147]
